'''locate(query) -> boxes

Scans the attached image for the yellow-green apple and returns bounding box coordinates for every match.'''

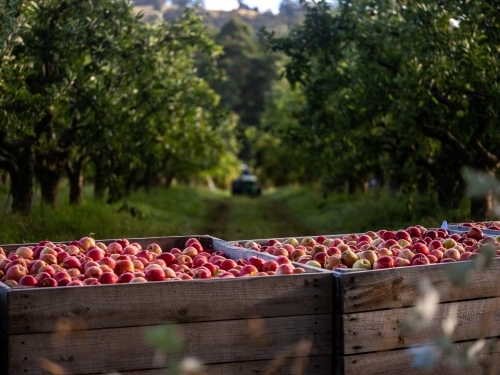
[441,238,457,249]
[79,237,95,251]
[341,250,358,268]
[305,260,322,268]
[352,259,371,270]
[284,238,300,247]
[322,238,334,247]
[359,250,378,266]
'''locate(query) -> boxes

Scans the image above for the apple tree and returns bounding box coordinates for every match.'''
[265,0,500,219]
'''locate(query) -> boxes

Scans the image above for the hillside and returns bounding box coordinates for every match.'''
[134,4,304,35]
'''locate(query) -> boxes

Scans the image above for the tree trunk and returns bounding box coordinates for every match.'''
[10,147,35,213]
[35,151,66,207]
[470,195,493,221]
[93,157,106,200]
[66,156,85,205]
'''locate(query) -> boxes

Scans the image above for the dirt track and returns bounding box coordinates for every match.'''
[200,194,314,241]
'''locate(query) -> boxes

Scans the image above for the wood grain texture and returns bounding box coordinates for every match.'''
[336,296,500,355]
[335,340,500,375]
[7,314,332,375]
[85,355,332,375]
[3,272,332,335]
[334,259,500,313]
[0,331,7,375]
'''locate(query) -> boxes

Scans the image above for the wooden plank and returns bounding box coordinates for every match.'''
[0,331,7,375]
[334,259,500,313]
[0,282,8,335]
[7,314,332,375]
[338,296,500,355]
[4,272,332,335]
[335,340,500,375]
[85,355,332,375]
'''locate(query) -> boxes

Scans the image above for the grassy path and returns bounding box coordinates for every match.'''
[200,194,316,241]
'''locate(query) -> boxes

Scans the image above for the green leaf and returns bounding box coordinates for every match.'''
[144,324,186,354]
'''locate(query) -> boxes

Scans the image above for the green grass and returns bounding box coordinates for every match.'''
[0,183,473,245]
[265,186,471,235]
[0,185,215,244]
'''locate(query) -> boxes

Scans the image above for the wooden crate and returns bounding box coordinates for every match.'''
[333,261,500,375]
[234,233,500,374]
[0,236,333,375]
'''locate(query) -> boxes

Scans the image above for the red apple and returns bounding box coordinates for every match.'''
[373,256,395,269]
[262,260,279,273]
[6,264,28,281]
[115,260,134,275]
[18,274,38,287]
[324,255,342,270]
[239,265,259,277]
[157,252,176,266]
[275,264,294,275]
[411,254,430,266]
[247,256,266,271]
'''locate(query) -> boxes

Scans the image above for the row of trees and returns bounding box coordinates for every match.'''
[259,0,500,219]
[0,0,238,212]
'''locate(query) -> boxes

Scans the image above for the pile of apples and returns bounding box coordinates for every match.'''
[231,225,500,271]
[460,221,500,231]
[0,237,306,288]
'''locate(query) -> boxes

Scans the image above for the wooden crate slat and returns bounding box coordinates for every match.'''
[7,314,332,375]
[85,355,332,375]
[337,296,500,355]
[0,282,8,335]
[334,259,500,314]
[4,272,332,335]
[0,332,7,375]
[335,339,500,375]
